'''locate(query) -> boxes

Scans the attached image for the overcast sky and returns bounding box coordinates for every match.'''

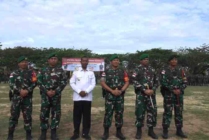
[0,0,209,54]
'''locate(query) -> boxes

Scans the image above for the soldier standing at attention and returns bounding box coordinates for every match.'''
[7,56,37,140]
[100,54,129,140]
[132,54,159,139]
[160,55,187,139]
[37,53,67,140]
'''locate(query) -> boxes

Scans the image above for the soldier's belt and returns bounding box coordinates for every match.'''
[146,86,153,89]
[46,87,57,90]
[161,86,169,91]
[111,87,122,90]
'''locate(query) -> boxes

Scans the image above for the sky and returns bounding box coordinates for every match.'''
[0,0,209,54]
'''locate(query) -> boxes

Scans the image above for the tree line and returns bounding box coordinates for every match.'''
[0,43,209,75]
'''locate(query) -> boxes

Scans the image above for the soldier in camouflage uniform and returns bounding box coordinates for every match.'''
[100,54,129,140]
[37,53,67,140]
[7,56,37,140]
[160,55,187,139]
[132,54,158,139]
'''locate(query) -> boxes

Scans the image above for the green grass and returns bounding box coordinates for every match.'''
[0,84,209,140]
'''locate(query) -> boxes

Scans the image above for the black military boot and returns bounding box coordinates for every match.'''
[116,127,126,140]
[51,129,59,140]
[148,127,158,139]
[7,130,14,140]
[70,133,79,140]
[162,127,168,139]
[38,129,47,140]
[135,127,142,139]
[101,127,109,140]
[176,127,187,138]
[26,130,33,140]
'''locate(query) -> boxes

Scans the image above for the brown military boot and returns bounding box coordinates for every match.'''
[7,130,14,140]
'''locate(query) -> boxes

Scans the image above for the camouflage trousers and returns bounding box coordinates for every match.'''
[8,95,32,131]
[103,98,124,128]
[135,92,157,128]
[162,90,184,128]
[40,94,61,130]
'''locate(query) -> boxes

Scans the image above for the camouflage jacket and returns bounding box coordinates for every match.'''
[160,66,187,91]
[37,66,67,94]
[132,64,159,93]
[9,69,37,94]
[101,67,129,100]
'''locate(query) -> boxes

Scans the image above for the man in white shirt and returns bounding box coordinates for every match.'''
[70,56,96,140]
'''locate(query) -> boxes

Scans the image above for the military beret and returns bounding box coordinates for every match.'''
[139,53,149,60]
[168,54,178,61]
[109,54,119,61]
[48,52,58,59]
[17,56,27,63]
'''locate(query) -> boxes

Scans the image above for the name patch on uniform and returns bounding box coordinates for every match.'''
[51,73,56,76]
[132,73,136,77]
[10,73,13,78]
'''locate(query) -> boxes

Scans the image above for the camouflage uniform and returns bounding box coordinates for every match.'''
[8,69,36,131]
[160,66,187,129]
[132,64,159,128]
[37,66,67,130]
[101,67,128,128]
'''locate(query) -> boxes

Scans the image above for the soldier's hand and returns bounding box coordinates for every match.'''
[115,89,121,96]
[79,91,86,97]
[20,89,28,97]
[173,89,181,95]
[149,90,154,95]
[144,89,152,96]
[51,90,56,96]
[111,89,120,96]
[47,90,54,97]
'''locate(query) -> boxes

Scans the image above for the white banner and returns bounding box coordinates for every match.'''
[62,58,105,71]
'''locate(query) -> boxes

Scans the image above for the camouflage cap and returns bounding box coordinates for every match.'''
[48,52,58,59]
[17,56,27,63]
[139,53,149,60]
[109,54,119,61]
[168,54,178,61]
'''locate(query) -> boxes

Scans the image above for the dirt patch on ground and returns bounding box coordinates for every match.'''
[91,107,104,114]
[0,86,7,89]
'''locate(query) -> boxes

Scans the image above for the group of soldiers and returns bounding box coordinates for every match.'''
[187,75,209,86]
[7,52,188,140]
[7,53,67,140]
[100,53,188,140]
[0,71,9,83]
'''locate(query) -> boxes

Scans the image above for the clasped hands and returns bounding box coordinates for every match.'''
[111,88,123,96]
[144,89,154,96]
[47,90,56,97]
[20,89,29,97]
[173,89,181,95]
[79,91,87,97]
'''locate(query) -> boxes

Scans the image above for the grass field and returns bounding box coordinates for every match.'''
[0,83,209,140]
